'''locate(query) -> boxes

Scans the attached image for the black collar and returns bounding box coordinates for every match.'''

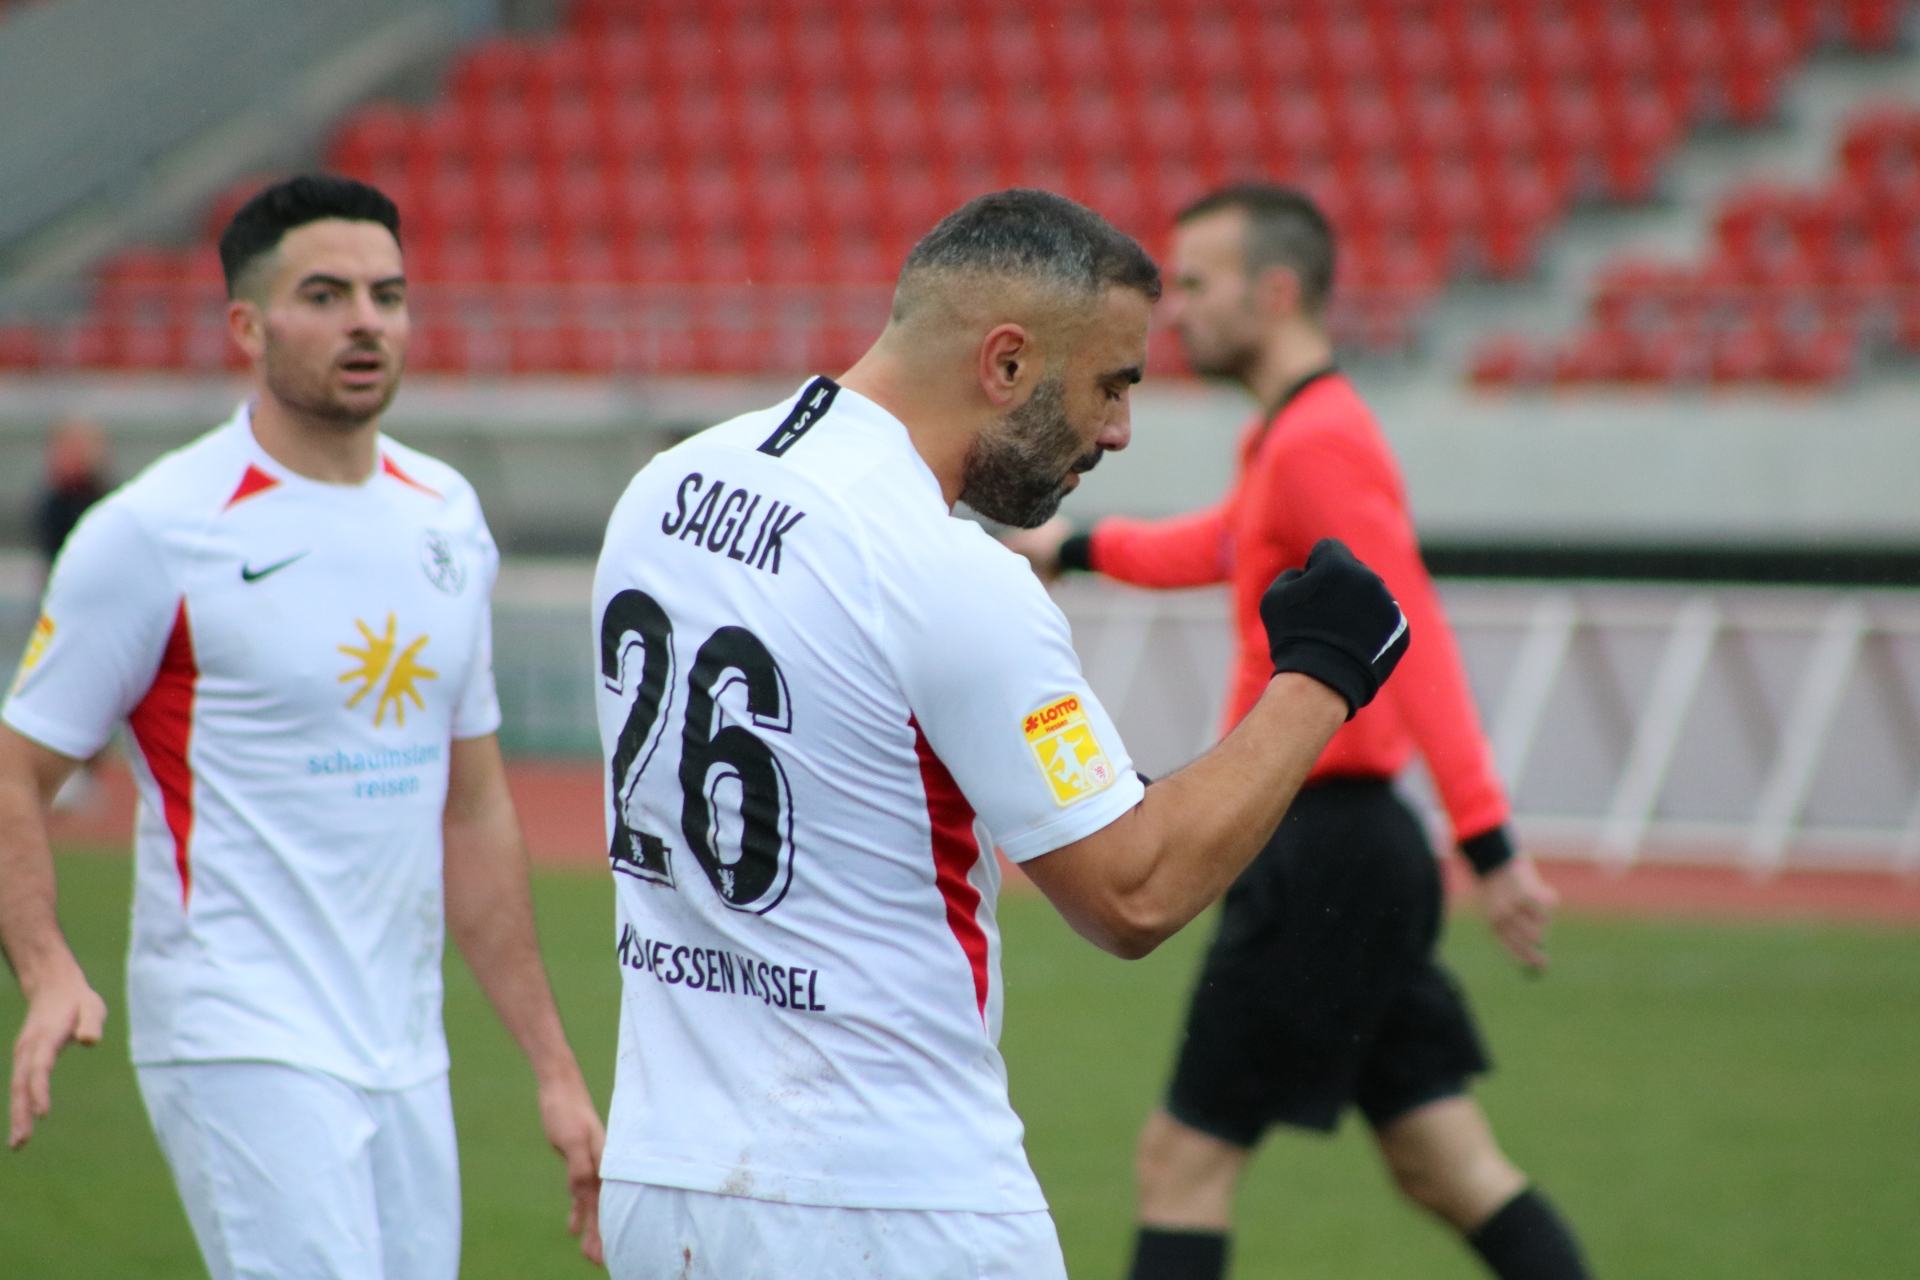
[1253,364,1339,451]
[1259,364,1336,435]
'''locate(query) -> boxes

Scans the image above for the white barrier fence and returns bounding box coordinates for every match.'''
[1053,578,1920,876]
[8,567,1919,874]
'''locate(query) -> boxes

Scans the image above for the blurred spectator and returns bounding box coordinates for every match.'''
[33,415,113,811]
[36,415,111,578]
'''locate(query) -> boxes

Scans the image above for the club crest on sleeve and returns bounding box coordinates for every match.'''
[419,529,466,595]
[11,613,54,694]
[1023,694,1116,807]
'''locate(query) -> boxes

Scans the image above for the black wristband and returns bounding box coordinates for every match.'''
[1058,532,1094,573]
[1460,825,1516,876]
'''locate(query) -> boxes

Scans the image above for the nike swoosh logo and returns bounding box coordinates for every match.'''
[241,552,309,583]
[1373,609,1409,663]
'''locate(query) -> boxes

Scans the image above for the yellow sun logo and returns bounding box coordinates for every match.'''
[338,613,437,727]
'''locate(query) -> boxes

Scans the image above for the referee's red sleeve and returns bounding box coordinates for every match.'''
[1087,505,1231,589]
[1273,430,1510,843]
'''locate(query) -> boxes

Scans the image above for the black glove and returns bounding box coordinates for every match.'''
[1259,538,1409,719]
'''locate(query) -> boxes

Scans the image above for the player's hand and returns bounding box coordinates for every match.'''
[1479,854,1558,972]
[539,1073,607,1265]
[1259,538,1409,718]
[9,961,107,1149]
[1001,515,1072,583]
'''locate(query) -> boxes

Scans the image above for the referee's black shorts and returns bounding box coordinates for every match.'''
[1164,777,1490,1146]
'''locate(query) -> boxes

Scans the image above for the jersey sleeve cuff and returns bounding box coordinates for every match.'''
[1459,824,1516,876]
[1,703,107,763]
[451,707,503,741]
[995,771,1147,864]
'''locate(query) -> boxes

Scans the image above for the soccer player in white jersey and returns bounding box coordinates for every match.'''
[0,176,605,1277]
[589,189,1413,1279]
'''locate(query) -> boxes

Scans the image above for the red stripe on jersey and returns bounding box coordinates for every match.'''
[223,463,279,509]
[127,601,198,904]
[382,454,442,498]
[911,718,989,1019]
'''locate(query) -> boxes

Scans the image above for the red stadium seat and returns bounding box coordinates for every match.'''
[1599,85,1679,201]
[470,101,540,171]
[600,102,670,169]
[526,35,592,110]
[1837,0,1908,50]
[450,39,532,109]
[510,326,614,376]
[415,169,482,239]
[34,0,1900,376]
[1332,89,1404,169]
[1721,8,1796,124]
[329,105,413,177]
[1406,90,1472,161]
[1552,328,1633,383]
[585,33,648,99]
[1450,10,1522,84]
[0,325,44,370]
[412,105,477,171]
[548,168,614,238]
[661,89,732,161]
[1381,13,1452,87]
[1185,9,1250,86]
[1465,88,1540,168]
[1270,93,1333,168]
[537,100,604,175]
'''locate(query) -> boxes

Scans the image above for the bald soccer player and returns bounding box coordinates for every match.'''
[2,175,604,1278]
[586,190,1410,1279]
[1010,185,1594,1280]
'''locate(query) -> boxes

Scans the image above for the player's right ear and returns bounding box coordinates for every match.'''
[977,323,1032,408]
[227,299,266,367]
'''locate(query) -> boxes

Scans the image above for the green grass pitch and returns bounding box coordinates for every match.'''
[3,852,1917,1278]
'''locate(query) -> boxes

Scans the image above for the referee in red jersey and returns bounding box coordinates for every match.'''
[1008,187,1593,1280]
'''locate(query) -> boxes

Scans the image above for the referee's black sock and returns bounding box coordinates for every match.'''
[1126,1226,1228,1280]
[1467,1187,1593,1280]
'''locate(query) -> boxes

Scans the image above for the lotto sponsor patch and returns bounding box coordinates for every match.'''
[11,614,54,694]
[1024,694,1116,807]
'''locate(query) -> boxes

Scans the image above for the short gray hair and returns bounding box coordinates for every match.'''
[894,189,1162,320]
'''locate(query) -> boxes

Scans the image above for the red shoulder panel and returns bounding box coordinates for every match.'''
[382,454,442,499]
[223,464,279,510]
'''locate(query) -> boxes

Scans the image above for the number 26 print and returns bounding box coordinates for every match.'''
[599,589,797,914]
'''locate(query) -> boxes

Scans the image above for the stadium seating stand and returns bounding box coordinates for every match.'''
[2,0,1910,378]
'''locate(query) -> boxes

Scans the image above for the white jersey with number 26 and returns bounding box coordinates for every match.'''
[592,378,1146,1212]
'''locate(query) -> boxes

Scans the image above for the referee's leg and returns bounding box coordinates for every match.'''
[1129,1109,1248,1277]
[1374,1096,1593,1279]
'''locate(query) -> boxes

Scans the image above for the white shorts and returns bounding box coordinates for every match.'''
[136,1061,460,1280]
[601,1180,1068,1280]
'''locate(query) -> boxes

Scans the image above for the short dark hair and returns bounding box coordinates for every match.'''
[218,173,402,299]
[1177,185,1335,316]
[895,189,1162,318]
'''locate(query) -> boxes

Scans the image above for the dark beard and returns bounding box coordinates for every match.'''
[958,376,1102,529]
[263,338,398,427]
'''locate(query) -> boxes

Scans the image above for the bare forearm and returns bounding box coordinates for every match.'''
[443,818,581,1086]
[1133,675,1342,914]
[1028,673,1346,957]
[0,731,81,990]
